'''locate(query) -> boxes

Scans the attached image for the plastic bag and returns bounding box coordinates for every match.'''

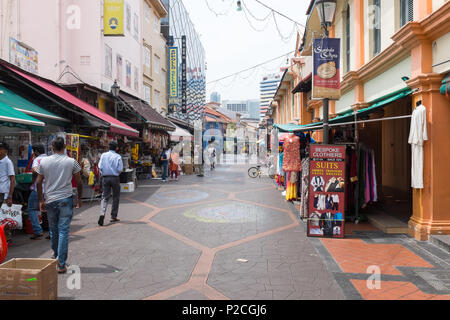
[0,204,23,230]
[0,224,7,264]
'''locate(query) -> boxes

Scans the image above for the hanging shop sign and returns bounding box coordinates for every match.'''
[308,145,346,238]
[312,38,341,100]
[104,0,124,36]
[181,36,187,114]
[9,38,38,74]
[169,47,179,98]
[66,133,80,161]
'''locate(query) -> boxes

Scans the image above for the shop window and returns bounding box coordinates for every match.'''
[126,4,131,32]
[345,4,351,72]
[116,54,123,84]
[372,0,381,56]
[400,0,414,27]
[105,45,112,78]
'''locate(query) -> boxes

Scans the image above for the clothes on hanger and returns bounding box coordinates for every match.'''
[408,104,428,189]
[300,157,310,219]
[282,135,302,172]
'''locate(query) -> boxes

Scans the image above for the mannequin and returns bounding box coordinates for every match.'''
[283,132,302,201]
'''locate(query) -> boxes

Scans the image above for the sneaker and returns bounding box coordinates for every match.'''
[57,264,67,274]
[98,215,105,227]
[110,218,120,223]
[30,233,43,240]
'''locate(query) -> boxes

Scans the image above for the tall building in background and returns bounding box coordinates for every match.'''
[260,73,282,121]
[210,92,221,104]
[222,99,260,121]
[161,0,206,123]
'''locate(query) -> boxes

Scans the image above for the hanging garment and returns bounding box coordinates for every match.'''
[282,135,302,172]
[300,158,310,218]
[278,153,284,176]
[408,104,428,189]
[372,150,378,202]
[365,150,371,204]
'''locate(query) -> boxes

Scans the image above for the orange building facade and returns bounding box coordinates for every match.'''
[269,0,450,240]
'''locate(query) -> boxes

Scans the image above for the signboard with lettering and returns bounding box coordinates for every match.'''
[9,38,38,74]
[181,36,187,114]
[169,47,178,99]
[312,38,341,100]
[104,0,124,36]
[308,145,346,238]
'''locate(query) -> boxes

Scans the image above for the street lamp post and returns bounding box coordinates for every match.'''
[111,80,120,119]
[315,0,337,144]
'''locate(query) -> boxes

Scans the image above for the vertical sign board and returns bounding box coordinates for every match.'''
[169,47,179,98]
[181,36,187,113]
[308,145,346,238]
[104,0,124,36]
[312,38,341,100]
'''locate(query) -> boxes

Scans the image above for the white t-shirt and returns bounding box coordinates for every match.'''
[0,156,15,197]
[36,154,81,204]
[31,154,47,191]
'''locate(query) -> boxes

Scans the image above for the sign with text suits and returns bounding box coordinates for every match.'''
[308,145,346,238]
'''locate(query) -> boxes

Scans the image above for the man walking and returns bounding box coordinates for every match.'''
[0,142,15,208]
[28,144,47,240]
[160,147,169,182]
[98,141,123,226]
[36,137,83,273]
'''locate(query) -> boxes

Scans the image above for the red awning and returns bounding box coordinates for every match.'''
[6,66,139,137]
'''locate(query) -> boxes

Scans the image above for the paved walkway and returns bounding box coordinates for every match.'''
[5,165,450,300]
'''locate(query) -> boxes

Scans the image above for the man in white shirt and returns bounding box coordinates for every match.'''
[36,137,83,273]
[0,142,15,208]
[98,141,123,226]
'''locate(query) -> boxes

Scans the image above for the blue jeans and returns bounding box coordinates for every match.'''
[27,191,43,235]
[46,197,74,267]
[162,163,168,181]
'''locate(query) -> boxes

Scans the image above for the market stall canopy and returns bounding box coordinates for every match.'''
[0,84,69,122]
[0,101,45,127]
[170,124,193,141]
[118,93,176,132]
[440,73,449,96]
[4,66,139,137]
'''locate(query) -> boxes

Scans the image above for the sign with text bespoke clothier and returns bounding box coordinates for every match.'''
[312,38,341,100]
[308,145,346,238]
[104,0,124,36]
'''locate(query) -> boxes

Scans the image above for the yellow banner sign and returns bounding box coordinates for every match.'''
[104,0,124,36]
[169,47,179,98]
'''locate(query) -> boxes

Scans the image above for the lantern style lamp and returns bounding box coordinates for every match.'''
[111,80,120,97]
[315,0,337,35]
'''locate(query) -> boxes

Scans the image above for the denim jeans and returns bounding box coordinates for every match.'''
[46,197,74,267]
[27,191,43,235]
[162,163,168,181]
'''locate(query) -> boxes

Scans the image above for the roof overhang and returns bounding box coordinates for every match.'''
[146,0,168,18]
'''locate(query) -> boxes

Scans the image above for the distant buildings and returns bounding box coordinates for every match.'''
[260,73,282,121]
[222,99,260,121]
[210,92,221,104]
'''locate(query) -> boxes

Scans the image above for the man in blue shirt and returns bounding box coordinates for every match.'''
[98,141,123,226]
[160,148,169,182]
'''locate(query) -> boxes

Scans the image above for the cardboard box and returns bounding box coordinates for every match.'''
[120,182,135,193]
[0,258,58,300]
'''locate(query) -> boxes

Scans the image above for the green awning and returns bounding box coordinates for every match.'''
[330,109,356,124]
[274,122,323,132]
[358,88,412,116]
[0,85,68,121]
[0,101,45,127]
[440,74,449,96]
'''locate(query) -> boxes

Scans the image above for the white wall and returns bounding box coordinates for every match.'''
[433,32,450,74]
[433,0,449,12]
[335,89,354,114]
[364,56,411,102]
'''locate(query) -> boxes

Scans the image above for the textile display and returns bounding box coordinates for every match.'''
[282,135,302,172]
[408,104,428,189]
[300,158,310,219]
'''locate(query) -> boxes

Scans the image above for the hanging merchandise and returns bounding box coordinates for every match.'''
[308,145,346,238]
[357,144,378,208]
[300,157,310,219]
[408,103,428,189]
[66,133,80,161]
[282,134,302,172]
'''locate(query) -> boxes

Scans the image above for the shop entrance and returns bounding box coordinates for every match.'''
[356,96,413,231]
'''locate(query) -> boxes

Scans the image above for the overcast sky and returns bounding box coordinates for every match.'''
[182,0,310,102]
